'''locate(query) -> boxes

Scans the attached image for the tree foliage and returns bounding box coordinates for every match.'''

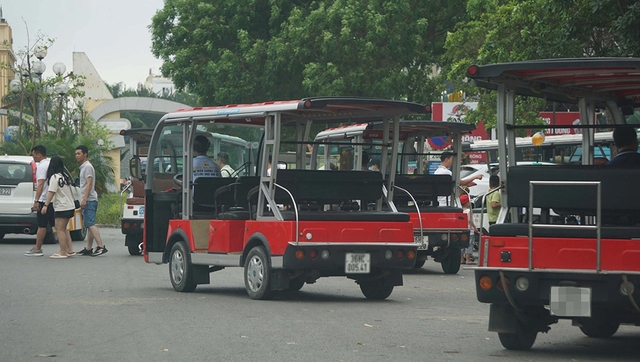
[1,30,115,192]
[0,121,115,194]
[442,0,640,129]
[150,0,467,105]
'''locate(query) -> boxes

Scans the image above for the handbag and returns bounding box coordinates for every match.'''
[74,199,81,209]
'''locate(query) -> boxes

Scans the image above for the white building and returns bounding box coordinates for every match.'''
[143,69,175,96]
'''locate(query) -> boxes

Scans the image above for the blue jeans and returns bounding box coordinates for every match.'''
[82,200,98,227]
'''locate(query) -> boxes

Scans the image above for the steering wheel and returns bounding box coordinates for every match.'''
[173,173,183,187]
[231,161,251,177]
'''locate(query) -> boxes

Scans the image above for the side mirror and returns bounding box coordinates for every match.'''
[130,156,142,180]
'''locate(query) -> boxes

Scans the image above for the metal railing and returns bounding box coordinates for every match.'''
[528,180,601,271]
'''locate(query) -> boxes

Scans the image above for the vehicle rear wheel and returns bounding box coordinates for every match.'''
[169,241,197,292]
[128,245,142,256]
[498,321,537,350]
[126,234,142,255]
[441,248,461,274]
[359,280,394,300]
[578,318,620,338]
[244,246,274,300]
[70,227,87,241]
[413,259,426,269]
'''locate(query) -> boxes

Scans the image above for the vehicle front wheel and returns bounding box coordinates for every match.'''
[359,280,394,300]
[169,241,197,292]
[578,318,620,338]
[244,246,274,300]
[441,248,461,274]
[498,321,538,350]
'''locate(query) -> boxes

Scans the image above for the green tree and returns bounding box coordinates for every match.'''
[150,0,467,105]
[0,121,115,194]
[442,0,640,130]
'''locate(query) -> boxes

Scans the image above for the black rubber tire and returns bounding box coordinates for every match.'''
[359,280,394,300]
[169,241,197,292]
[441,249,461,274]
[244,246,274,300]
[579,318,620,338]
[413,259,426,269]
[126,234,142,255]
[70,228,87,241]
[498,321,538,350]
[288,278,305,292]
[128,245,142,256]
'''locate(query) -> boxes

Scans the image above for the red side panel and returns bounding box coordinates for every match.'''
[408,211,467,230]
[244,220,414,255]
[208,220,245,253]
[167,220,194,249]
[482,236,640,272]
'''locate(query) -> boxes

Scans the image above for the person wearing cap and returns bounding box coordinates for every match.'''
[216,152,235,177]
[435,151,483,206]
[459,193,478,265]
[193,135,221,181]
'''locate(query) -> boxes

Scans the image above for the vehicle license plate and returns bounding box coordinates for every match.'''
[345,253,370,274]
[0,187,11,196]
[550,286,591,317]
[139,206,145,215]
[414,235,429,249]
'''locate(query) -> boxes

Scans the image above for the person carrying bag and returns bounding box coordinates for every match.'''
[41,156,77,259]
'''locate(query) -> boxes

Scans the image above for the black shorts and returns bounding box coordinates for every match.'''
[54,209,75,219]
[37,202,55,228]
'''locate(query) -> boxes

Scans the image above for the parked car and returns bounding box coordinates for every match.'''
[0,155,48,241]
[0,155,85,242]
[461,161,557,199]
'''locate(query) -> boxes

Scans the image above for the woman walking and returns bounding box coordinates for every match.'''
[41,156,76,259]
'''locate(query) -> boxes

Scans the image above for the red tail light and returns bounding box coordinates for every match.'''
[30,161,37,191]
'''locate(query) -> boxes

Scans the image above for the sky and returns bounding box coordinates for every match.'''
[4,0,166,90]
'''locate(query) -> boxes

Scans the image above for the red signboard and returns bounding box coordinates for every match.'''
[539,112,582,135]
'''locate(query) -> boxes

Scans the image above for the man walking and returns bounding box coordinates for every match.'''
[75,145,108,256]
[24,145,54,256]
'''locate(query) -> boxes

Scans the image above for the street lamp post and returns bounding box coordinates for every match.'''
[7,47,72,138]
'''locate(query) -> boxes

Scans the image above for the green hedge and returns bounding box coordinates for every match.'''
[96,193,126,226]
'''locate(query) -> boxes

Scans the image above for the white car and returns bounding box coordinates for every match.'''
[0,155,50,240]
[0,155,86,242]
[461,161,557,198]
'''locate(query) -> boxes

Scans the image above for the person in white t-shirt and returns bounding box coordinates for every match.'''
[216,152,235,178]
[24,145,54,257]
[41,156,76,259]
[435,152,483,206]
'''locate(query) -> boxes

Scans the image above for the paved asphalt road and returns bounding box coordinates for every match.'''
[1,227,639,361]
